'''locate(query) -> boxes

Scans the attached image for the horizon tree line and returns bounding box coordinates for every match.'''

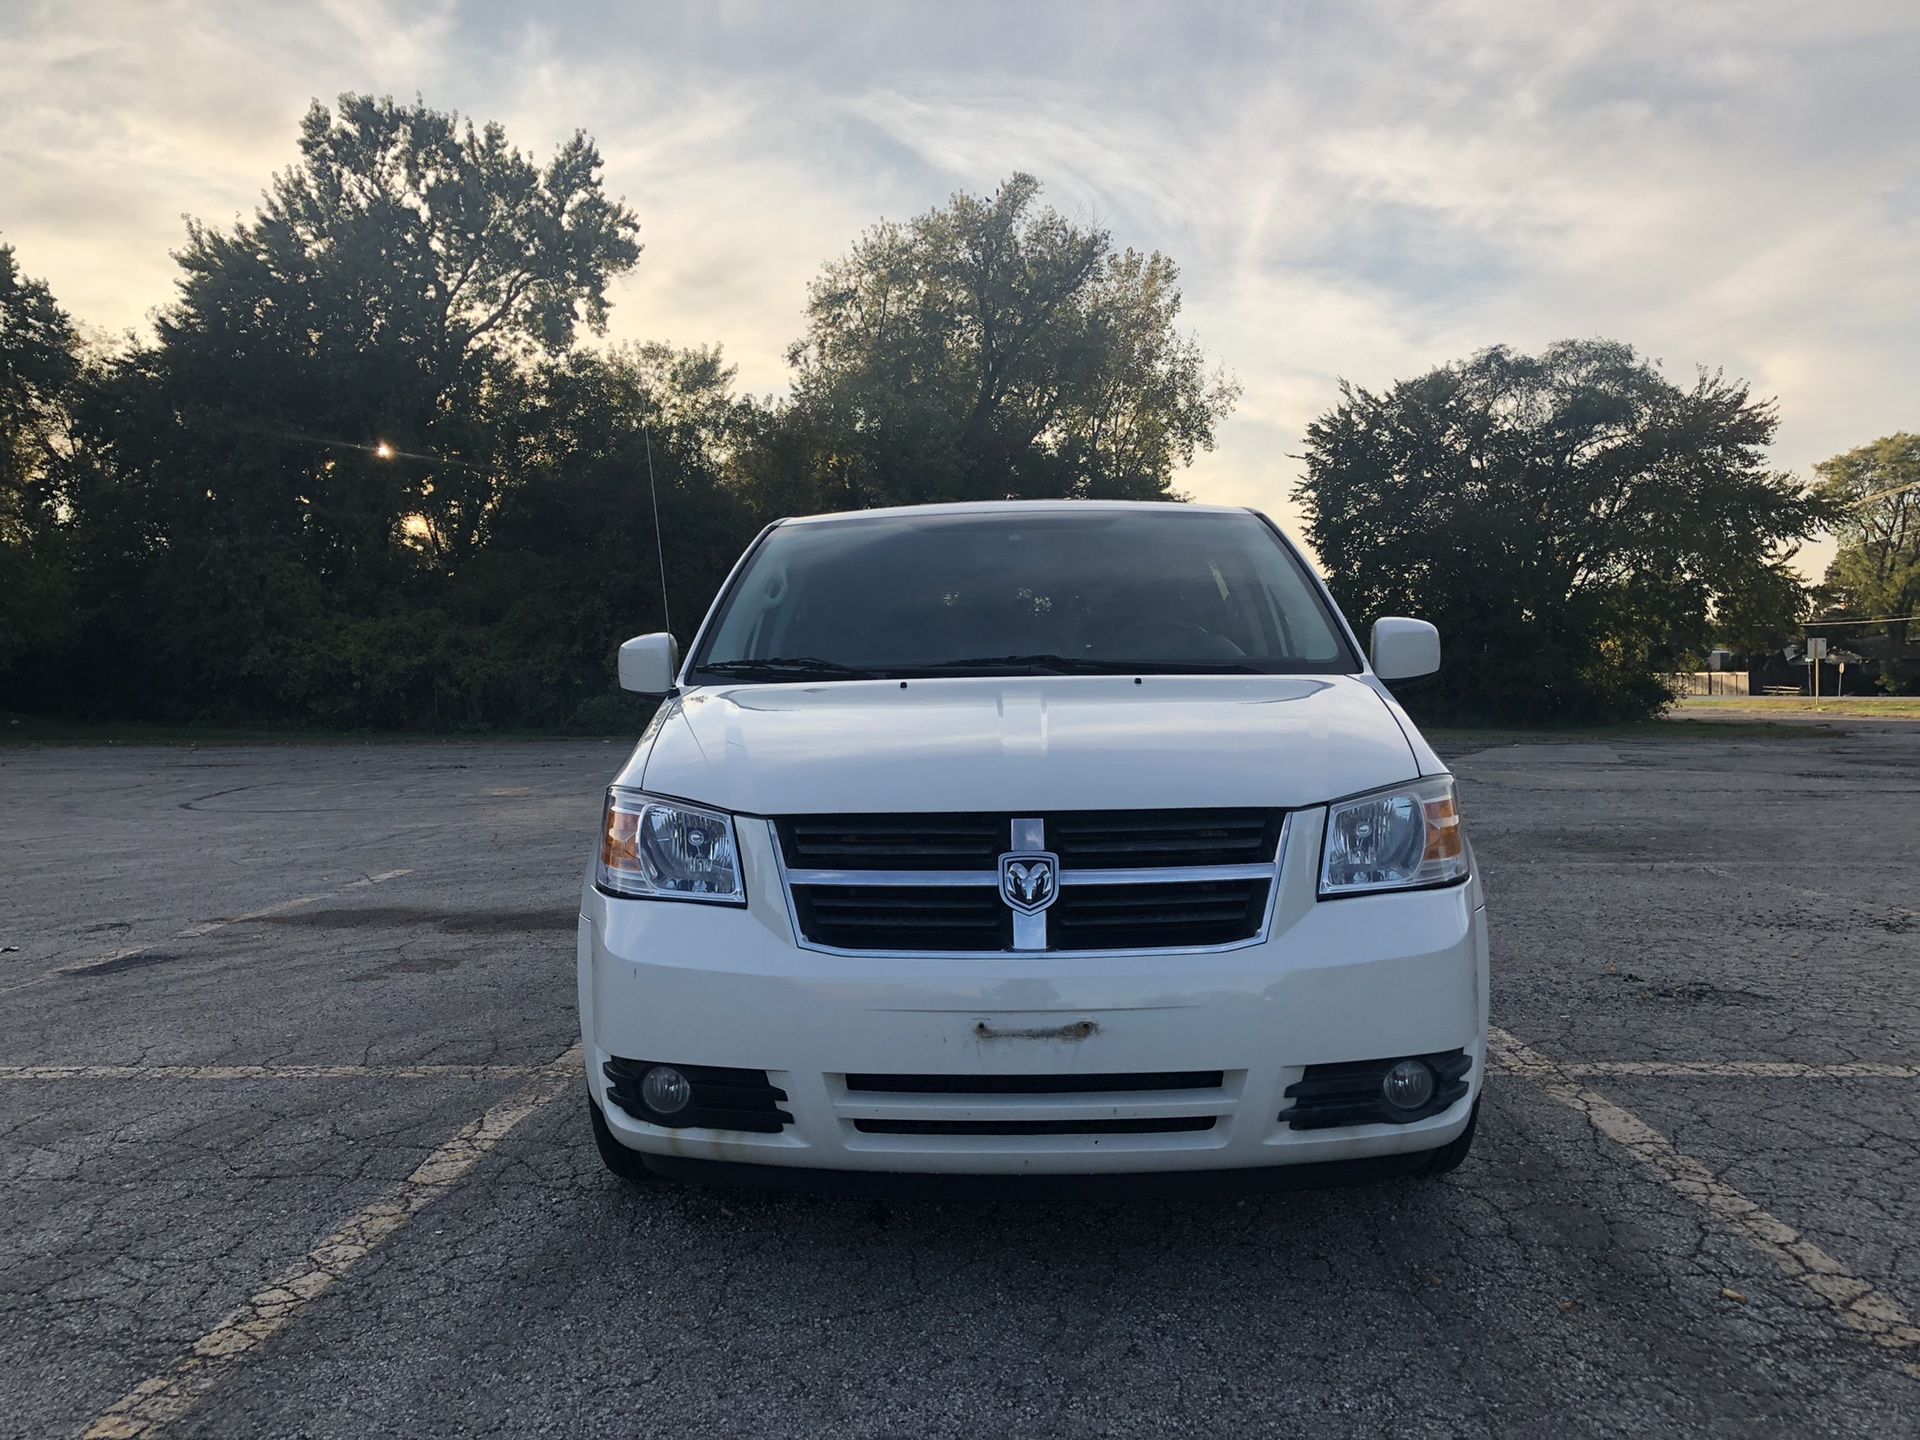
[0,94,1906,730]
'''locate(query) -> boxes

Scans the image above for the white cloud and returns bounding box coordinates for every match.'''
[4,0,1918,579]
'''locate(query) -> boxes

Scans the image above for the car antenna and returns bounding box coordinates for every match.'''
[643,418,672,636]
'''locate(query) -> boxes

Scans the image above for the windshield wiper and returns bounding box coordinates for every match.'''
[701,657,883,681]
[901,654,1261,676]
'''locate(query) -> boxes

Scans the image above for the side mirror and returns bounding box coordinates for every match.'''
[1370,617,1440,681]
[617,633,680,694]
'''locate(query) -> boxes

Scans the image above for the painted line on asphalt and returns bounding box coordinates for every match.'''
[80,1044,581,1440]
[1492,1026,1920,1378]
[7,1057,1890,1083]
[1560,1059,1920,1080]
[0,869,412,999]
[1486,1055,1920,1081]
[2,1056,1906,1084]
[0,1062,547,1082]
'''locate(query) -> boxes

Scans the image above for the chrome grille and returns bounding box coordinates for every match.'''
[777,810,1285,955]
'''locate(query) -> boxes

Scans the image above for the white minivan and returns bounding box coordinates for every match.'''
[578,502,1487,1194]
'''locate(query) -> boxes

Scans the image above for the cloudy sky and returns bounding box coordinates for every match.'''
[5,0,1918,575]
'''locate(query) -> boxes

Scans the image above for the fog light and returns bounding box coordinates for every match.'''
[640,1065,692,1116]
[1382,1059,1436,1112]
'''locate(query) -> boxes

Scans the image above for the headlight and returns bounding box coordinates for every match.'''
[1319,775,1468,897]
[598,787,745,903]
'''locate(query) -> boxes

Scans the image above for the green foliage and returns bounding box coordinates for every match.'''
[1814,433,1920,692]
[1817,434,1920,635]
[0,243,82,672]
[0,108,1244,730]
[779,174,1238,510]
[1295,340,1824,724]
[154,94,642,576]
[1709,557,1810,655]
[20,99,1836,735]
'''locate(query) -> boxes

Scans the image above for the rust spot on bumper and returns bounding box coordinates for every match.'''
[973,1019,1098,1042]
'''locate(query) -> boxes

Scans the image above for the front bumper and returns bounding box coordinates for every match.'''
[578,812,1489,1177]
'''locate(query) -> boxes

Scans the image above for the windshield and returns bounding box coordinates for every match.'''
[689,508,1358,681]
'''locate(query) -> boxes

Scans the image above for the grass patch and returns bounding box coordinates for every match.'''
[1676,697,1920,720]
[1424,717,1832,745]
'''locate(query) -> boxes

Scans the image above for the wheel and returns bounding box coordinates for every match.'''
[1418,1099,1478,1176]
[589,1096,664,1186]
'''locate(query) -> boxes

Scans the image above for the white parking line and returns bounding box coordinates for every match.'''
[3,1056,1907,1085]
[1491,1027,1920,1377]
[1560,1060,1920,1080]
[0,869,412,999]
[80,1044,581,1440]
[0,1062,546,1082]
[47,1034,1920,1435]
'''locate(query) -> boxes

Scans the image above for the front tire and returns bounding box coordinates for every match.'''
[589,1096,664,1186]
[1418,1099,1478,1176]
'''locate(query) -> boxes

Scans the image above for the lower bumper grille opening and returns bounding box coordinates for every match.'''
[854,1116,1217,1137]
[1282,1050,1471,1130]
[604,1058,793,1133]
[846,1071,1225,1095]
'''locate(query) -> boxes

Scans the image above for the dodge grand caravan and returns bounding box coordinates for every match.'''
[579,501,1487,1193]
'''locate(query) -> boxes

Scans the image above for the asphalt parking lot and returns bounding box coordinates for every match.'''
[2,725,1917,1438]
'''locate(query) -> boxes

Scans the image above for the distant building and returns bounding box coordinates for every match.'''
[1744,636,1920,696]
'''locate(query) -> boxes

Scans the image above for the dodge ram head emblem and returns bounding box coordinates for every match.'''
[998,851,1060,914]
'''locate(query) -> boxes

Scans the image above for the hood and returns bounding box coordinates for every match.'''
[628,675,1421,815]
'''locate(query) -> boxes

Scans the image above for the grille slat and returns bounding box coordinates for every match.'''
[1049,810,1281,867]
[1054,832,1267,854]
[846,1071,1225,1095]
[1056,898,1251,919]
[854,1116,1217,1137]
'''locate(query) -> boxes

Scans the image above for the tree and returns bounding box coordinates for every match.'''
[1294,340,1825,723]
[0,241,82,675]
[154,94,642,576]
[779,174,1237,509]
[237,345,763,731]
[51,95,644,723]
[1816,434,1920,669]
[10,144,1247,730]
[1710,557,1810,658]
[459,343,765,724]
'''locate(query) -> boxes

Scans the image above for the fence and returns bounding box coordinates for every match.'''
[1665,671,1751,697]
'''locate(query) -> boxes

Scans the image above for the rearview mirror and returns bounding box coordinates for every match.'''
[1370,617,1440,681]
[618,633,680,694]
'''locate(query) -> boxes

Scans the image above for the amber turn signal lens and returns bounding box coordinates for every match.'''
[601,805,643,879]
[1422,794,1463,862]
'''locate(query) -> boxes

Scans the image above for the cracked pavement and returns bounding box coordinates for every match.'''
[0,729,1916,1437]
